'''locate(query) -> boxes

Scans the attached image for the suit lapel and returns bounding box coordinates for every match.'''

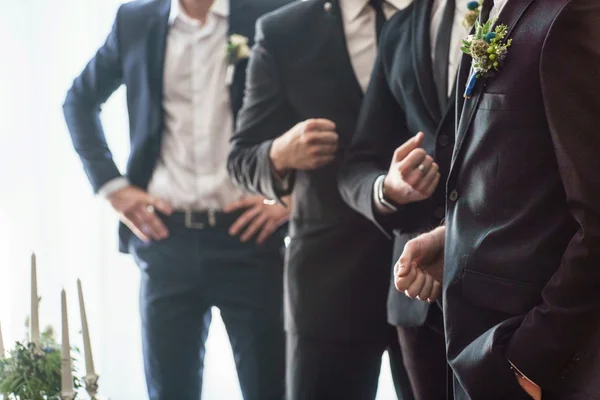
[228,0,255,118]
[413,0,442,123]
[451,0,536,166]
[319,0,364,114]
[146,0,171,138]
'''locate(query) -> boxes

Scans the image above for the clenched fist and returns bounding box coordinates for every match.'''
[394,226,445,302]
[383,132,441,206]
[269,118,338,175]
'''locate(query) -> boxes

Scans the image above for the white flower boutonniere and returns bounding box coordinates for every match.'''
[226,34,251,86]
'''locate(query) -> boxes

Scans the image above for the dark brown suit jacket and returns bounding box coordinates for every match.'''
[445,0,600,398]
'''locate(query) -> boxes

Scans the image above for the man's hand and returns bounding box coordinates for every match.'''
[394,226,445,302]
[269,119,338,175]
[107,186,173,242]
[384,132,441,205]
[514,371,542,400]
[225,195,290,244]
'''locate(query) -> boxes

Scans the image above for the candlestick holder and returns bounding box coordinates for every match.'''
[84,373,100,398]
[60,391,76,400]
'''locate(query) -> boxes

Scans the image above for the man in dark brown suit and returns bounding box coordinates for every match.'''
[394,0,600,399]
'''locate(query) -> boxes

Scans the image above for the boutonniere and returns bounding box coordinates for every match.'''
[225,34,251,86]
[462,1,482,28]
[460,19,512,99]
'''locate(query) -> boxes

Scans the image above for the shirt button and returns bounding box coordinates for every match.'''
[438,134,450,147]
[449,190,459,202]
[434,206,445,219]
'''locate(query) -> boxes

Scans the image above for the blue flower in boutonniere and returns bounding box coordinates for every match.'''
[462,0,482,28]
[225,34,251,86]
[460,18,513,98]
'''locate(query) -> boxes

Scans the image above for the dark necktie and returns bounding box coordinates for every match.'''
[369,0,386,43]
[433,0,456,111]
[480,0,495,23]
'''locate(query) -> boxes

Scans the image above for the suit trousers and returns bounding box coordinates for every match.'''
[287,328,414,400]
[396,306,452,400]
[129,215,286,400]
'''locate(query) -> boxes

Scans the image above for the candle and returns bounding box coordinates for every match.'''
[61,290,74,393]
[31,253,40,345]
[77,279,95,375]
[0,321,5,359]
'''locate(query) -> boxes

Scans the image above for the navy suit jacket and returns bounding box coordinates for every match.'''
[63,0,291,252]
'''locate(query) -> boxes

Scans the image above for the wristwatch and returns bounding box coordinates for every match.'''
[375,174,399,212]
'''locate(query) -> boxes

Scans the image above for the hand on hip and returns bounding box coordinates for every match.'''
[108,186,172,242]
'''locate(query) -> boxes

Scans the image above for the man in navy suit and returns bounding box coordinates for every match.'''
[63,0,291,399]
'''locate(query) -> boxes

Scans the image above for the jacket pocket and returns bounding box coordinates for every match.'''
[461,269,544,316]
[478,92,533,111]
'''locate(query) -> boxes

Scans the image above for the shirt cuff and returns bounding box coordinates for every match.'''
[97,177,129,198]
[271,164,291,192]
[373,174,396,214]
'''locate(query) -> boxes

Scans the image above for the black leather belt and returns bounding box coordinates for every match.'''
[166,209,243,229]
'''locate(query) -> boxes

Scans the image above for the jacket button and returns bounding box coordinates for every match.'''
[438,134,450,147]
[449,190,459,202]
[434,206,445,219]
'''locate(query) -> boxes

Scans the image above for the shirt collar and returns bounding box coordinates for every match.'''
[491,0,509,17]
[340,0,413,23]
[169,0,229,25]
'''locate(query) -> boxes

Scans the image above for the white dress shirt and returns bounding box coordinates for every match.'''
[340,0,412,93]
[490,0,509,21]
[100,0,243,211]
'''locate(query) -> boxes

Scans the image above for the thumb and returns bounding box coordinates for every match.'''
[395,261,417,292]
[397,236,425,276]
[394,132,424,162]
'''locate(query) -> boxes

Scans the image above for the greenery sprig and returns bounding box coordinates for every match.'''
[461,18,513,98]
[0,327,81,400]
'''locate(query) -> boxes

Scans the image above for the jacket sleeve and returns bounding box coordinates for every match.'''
[228,17,297,203]
[63,7,124,193]
[506,0,600,390]
[338,25,411,237]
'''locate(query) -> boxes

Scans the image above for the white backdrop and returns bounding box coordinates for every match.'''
[0,0,396,398]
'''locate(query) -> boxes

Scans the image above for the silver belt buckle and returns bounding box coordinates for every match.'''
[184,210,204,229]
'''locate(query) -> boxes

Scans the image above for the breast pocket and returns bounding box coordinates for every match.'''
[478,92,537,111]
[476,92,553,218]
[461,269,544,316]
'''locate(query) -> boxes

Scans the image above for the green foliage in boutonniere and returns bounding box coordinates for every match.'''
[461,18,513,98]
[463,1,482,28]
